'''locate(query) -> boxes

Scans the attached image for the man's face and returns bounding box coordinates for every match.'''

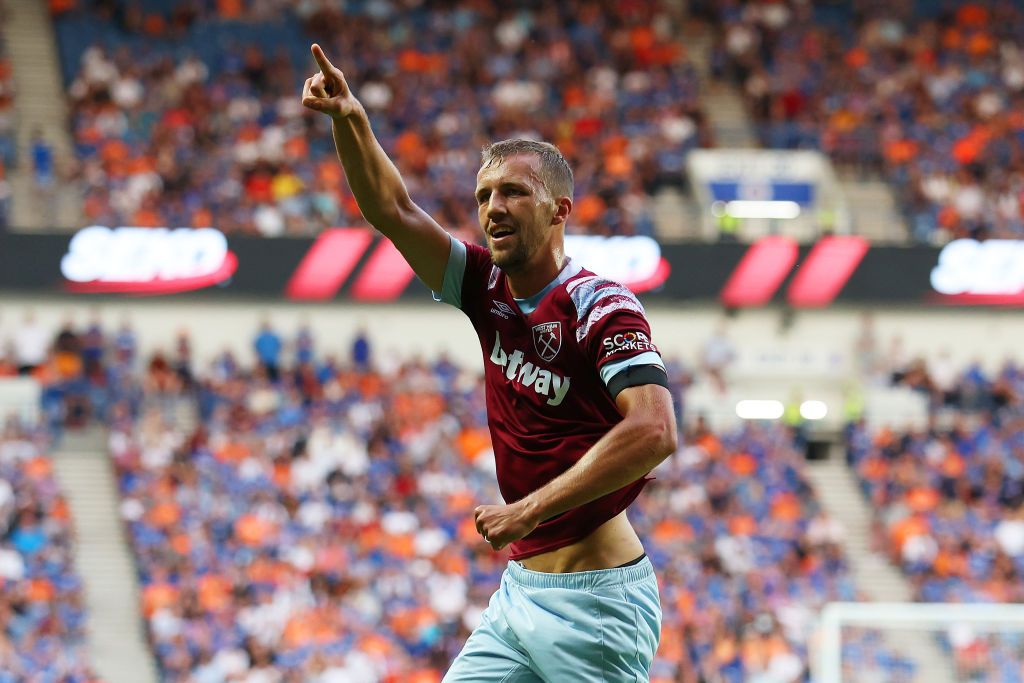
[475,154,558,272]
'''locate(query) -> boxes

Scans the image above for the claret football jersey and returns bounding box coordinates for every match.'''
[434,237,666,559]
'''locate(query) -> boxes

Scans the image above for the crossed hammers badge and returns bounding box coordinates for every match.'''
[532,322,562,362]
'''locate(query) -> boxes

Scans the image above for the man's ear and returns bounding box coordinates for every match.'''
[550,196,573,226]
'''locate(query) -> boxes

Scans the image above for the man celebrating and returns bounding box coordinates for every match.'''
[302,43,676,681]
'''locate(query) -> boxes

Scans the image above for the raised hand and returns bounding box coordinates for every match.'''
[301,43,358,119]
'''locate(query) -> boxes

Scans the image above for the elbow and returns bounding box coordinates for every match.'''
[659,420,679,459]
[363,204,402,232]
[368,196,418,234]
[644,416,678,464]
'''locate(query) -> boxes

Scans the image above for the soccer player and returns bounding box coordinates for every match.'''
[302,44,677,681]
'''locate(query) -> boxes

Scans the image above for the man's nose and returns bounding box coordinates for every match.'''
[486,193,507,219]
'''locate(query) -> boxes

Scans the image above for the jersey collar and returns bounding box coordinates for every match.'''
[512,258,583,315]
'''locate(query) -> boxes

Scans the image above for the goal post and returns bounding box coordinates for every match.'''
[816,602,1024,683]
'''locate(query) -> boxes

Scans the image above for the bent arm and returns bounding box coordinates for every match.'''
[519,383,677,523]
[329,109,450,291]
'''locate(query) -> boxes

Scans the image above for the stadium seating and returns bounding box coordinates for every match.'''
[704,0,1024,243]
[0,421,97,682]
[86,329,914,681]
[847,354,1024,680]
[51,0,709,237]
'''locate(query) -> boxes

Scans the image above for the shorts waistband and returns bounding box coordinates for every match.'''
[506,556,655,590]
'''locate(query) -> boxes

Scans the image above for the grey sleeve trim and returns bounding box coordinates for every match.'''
[431,235,468,308]
[599,351,665,386]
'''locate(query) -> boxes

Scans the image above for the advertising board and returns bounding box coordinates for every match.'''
[2,228,1021,308]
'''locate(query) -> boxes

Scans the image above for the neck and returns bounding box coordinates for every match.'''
[505,246,565,299]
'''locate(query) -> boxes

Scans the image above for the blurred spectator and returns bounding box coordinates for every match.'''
[351,326,371,372]
[173,328,194,388]
[700,320,737,393]
[80,312,105,368]
[30,129,55,190]
[930,349,960,405]
[253,319,282,381]
[113,315,137,366]
[294,320,314,367]
[13,310,49,375]
[852,312,883,384]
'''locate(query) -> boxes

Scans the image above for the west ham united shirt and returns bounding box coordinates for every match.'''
[434,237,666,559]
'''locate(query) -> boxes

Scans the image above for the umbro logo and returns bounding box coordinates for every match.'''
[490,300,516,319]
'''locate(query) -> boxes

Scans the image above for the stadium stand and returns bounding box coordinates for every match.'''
[65,321,914,682]
[701,0,1024,243]
[0,1,1019,679]
[0,418,97,682]
[51,0,711,237]
[847,352,1024,681]
[10,306,1024,677]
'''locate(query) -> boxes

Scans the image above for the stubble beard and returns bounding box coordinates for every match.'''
[488,235,533,273]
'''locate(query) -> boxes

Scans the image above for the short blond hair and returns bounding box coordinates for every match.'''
[481,139,574,200]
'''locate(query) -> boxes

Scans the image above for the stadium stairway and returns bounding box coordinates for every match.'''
[3,0,83,230]
[645,18,729,240]
[700,82,759,149]
[174,394,198,434]
[52,426,159,683]
[652,187,701,240]
[838,178,908,243]
[681,21,758,149]
[806,448,953,683]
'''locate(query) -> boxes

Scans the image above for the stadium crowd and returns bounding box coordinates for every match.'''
[0,418,96,682]
[52,0,709,238]
[848,331,1024,680]
[0,309,142,440]
[45,312,912,683]
[848,417,1024,681]
[9,309,1024,678]
[853,312,1024,417]
[703,0,1024,243]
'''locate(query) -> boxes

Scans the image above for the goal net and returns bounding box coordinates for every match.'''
[816,602,1024,683]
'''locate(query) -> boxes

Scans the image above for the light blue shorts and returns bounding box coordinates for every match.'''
[443,557,662,682]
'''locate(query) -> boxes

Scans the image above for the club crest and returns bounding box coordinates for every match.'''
[532,322,562,362]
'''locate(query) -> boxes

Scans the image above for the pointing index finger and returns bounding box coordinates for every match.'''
[311,43,335,74]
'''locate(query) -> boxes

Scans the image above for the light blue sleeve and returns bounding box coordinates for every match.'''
[431,235,467,308]
[599,351,665,388]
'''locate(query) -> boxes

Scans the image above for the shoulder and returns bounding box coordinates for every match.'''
[565,268,646,321]
[564,269,647,343]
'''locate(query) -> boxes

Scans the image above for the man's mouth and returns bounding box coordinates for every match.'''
[490,225,516,242]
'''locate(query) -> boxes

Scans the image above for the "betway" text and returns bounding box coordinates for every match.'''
[490,332,571,406]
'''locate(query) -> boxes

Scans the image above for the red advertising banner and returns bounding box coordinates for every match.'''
[0,228,1020,308]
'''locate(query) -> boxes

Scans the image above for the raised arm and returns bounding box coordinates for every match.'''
[301,43,450,292]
